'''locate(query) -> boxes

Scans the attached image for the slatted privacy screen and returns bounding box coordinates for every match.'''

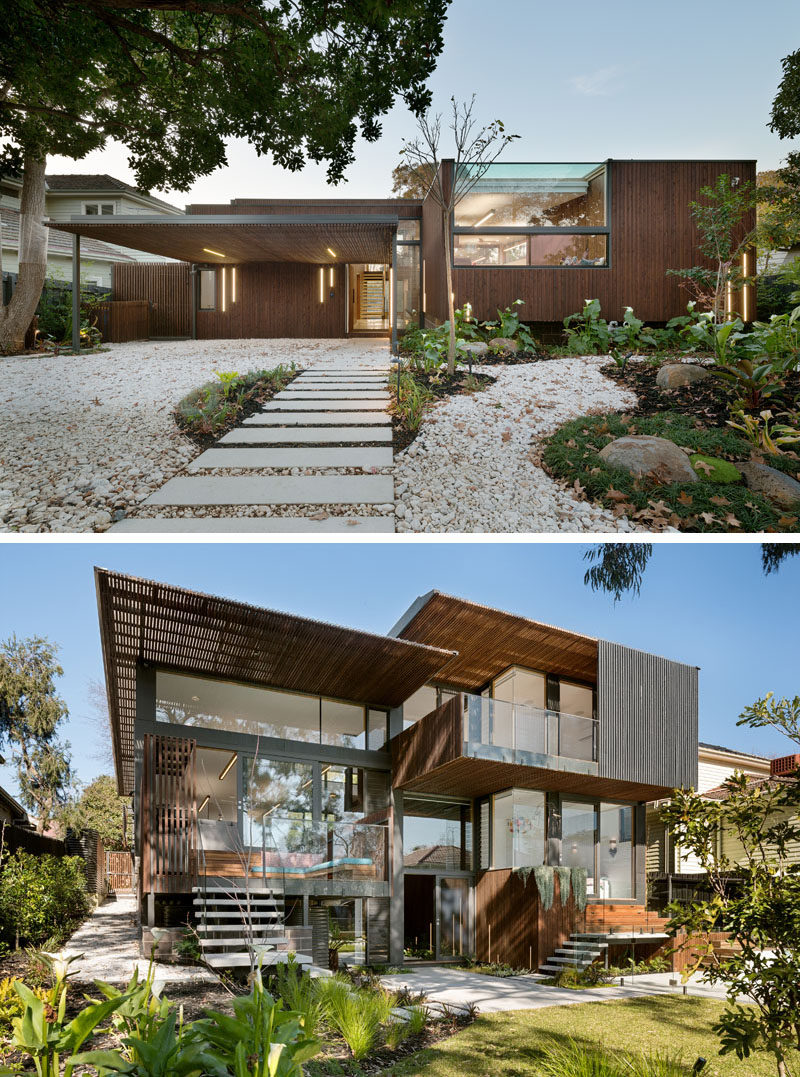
[106,850,135,891]
[141,734,196,893]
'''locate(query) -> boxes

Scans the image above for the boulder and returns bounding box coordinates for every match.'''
[655,363,710,388]
[689,454,743,484]
[738,461,800,510]
[598,435,698,484]
[461,341,489,357]
[488,336,519,353]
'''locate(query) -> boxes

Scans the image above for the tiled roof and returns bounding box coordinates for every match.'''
[403,844,463,867]
[1,207,133,261]
[699,741,770,762]
[703,775,797,800]
[46,174,180,213]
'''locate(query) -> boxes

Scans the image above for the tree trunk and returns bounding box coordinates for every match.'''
[0,153,48,356]
[443,210,456,375]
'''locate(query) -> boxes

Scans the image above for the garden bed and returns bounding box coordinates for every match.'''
[390,369,495,452]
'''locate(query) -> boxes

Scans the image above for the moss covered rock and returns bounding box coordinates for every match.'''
[689,453,743,484]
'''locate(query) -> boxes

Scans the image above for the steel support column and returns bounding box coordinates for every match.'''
[71,234,80,352]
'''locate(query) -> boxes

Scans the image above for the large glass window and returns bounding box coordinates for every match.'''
[403,795,472,870]
[397,220,421,241]
[491,788,545,869]
[394,242,420,332]
[529,234,607,267]
[561,799,597,897]
[598,802,633,899]
[455,163,606,228]
[453,234,529,267]
[321,699,365,749]
[559,681,594,720]
[242,756,313,852]
[493,668,546,755]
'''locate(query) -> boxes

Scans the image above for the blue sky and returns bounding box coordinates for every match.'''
[0,541,797,800]
[47,0,800,204]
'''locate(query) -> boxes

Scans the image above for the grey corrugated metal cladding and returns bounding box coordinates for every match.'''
[597,640,698,791]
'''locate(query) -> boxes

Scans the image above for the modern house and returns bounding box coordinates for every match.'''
[55,159,756,347]
[97,569,698,972]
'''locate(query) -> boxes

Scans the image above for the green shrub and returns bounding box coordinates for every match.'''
[540,1039,693,1076]
[325,985,395,1060]
[392,370,436,432]
[174,365,295,438]
[0,850,90,948]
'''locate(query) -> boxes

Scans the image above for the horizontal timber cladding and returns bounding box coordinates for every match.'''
[598,640,698,792]
[449,159,756,324]
[475,869,577,968]
[197,263,346,339]
[113,262,191,337]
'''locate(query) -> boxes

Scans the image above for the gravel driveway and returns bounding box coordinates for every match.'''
[0,338,388,532]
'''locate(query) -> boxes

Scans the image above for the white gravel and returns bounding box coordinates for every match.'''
[394,356,640,533]
[0,338,389,533]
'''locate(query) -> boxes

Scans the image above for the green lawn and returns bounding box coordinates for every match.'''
[378,996,779,1077]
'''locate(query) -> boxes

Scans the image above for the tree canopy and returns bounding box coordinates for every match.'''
[60,774,130,849]
[0,635,72,833]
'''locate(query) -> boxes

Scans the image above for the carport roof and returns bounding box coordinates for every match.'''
[50,214,399,264]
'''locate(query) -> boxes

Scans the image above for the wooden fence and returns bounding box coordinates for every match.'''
[106,850,135,892]
[0,822,65,858]
[113,262,192,337]
[94,300,150,343]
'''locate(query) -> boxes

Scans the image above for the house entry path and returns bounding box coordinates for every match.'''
[111,356,396,533]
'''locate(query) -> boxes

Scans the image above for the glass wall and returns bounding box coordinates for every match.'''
[491,788,545,869]
[455,163,606,228]
[454,234,608,267]
[154,671,387,751]
[403,795,472,870]
[241,756,314,852]
[402,684,456,731]
[453,235,529,267]
[598,802,633,899]
[561,799,597,897]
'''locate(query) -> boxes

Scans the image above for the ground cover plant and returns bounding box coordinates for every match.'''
[540,411,800,532]
[399,300,539,367]
[174,364,297,448]
[376,996,780,1076]
[389,366,494,452]
[460,959,530,978]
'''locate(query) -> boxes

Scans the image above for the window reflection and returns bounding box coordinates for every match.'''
[403,795,472,870]
[455,164,606,228]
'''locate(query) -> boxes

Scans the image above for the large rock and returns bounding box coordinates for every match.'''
[598,435,698,484]
[738,461,800,509]
[655,363,710,388]
[488,337,519,353]
[461,341,489,357]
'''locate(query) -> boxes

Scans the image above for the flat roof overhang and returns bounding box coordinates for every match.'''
[95,569,454,795]
[390,591,598,688]
[394,755,675,803]
[50,214,399,264]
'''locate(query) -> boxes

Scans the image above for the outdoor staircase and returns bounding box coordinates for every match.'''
[192,883,312,971]
[538,934,608,976]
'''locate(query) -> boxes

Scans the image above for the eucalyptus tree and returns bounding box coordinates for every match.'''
[0,0,449,354]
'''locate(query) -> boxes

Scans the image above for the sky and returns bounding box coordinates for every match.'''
[0,540,798,802]
[46,0,800,207]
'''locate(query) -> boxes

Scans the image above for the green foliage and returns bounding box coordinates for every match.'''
[0,850,90,948]
[562,300,670,356]
[539,1040,694,1077]
[563,299,611,354]
[583,545,653,602]
[0,634,72,833]
[726,410,800,455]
[483,299,537,351]
[543,411,800,533]
[662,693,800,1077]
[271,957,324,1038]
[399,300,537,366]
[462,960,527,978]
[533,866,555,911]
[325,983,395,1060]
[59,775,130,850]
[34,278,110,347]
[571,867,588,913]
[554,866,571,907]
[392,369,437,432]
[88,962,173,1067]
[688,455,743,484]
[175,365,295,438]
[74,1010,223,1077]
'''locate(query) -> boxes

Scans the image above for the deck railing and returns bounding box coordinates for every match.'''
[254,816,388,882]
[462,693,598,774]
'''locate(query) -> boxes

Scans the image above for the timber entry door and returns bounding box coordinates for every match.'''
[141,734,196,894]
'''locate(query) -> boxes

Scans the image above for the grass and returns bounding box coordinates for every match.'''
[541,411,800,533]
[377,997,780,1077]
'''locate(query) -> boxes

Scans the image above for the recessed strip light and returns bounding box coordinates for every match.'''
[319,267,324,303]
[218,753,237,780]
[198,795,210,814]
[326,248,337,258]
[202,247,225,258]
[473,209,495,228]
[221,266,226,313]
[232,267,237,303]
[329,267,334,287]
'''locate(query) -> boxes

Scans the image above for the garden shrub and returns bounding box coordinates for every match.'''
[174,364,295,438]
[0,849,90,948]
[542,411,800,533]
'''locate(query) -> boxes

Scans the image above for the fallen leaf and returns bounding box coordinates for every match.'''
[309,511,329,521]
[699,512,716,525]
[606,487,629,502]
[710,495,730,506]
[693,460,715,476]
[648,499,671,515]
[573,479,586,496]
[677,490,693,506]
[778,516,798,528]
[725,513,742,528]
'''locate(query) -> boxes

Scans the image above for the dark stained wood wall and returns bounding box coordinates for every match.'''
[422,193,446,328]
[423,160,757,323]
[113,262,192,337]
[475,869,577,968]
[187,199,422,218]
[391,695,461,788]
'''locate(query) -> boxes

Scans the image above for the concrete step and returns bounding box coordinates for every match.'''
[275,391,390,400]
[292,381,389,389]
[199,936,294,949]
[196,924,284,935]
[243,412,390,426]
[547,954,594,967]
[193,886,278,895]
[194,902,280,912]
[219,426,392,445]
[538,965,566,976]
[110,516,395,533]
[260,399,387,411]
[205,951,312,970]
[187,447,393,471]
[145,474,394,507]
[555,948,601,959]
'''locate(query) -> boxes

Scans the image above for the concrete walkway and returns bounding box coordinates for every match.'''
[62,895,217,987]
[380,967,732,1014]
[111,340,395,533]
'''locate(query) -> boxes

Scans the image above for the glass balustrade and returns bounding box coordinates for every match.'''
[461,693,598,774]
[239,816,388,883]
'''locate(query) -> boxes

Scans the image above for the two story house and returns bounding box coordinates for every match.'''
[97,570,698,972]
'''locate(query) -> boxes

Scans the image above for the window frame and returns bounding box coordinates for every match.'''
[83,201,116,216]
[198,268,217,311]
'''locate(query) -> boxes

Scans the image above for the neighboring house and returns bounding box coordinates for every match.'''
[0,783,30,827]
[96,570,698,972]
[647,742,771,878]
[54,159,757,346]
[1,173,181,291]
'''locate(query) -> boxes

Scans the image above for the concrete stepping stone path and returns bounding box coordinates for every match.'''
[110,364,396,533]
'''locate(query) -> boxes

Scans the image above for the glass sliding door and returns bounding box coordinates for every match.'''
[561,799,597,898]
[439,877,471,958]
[598,802,633,899]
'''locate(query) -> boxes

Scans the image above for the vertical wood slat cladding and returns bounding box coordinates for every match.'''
[391,695,462,789]
[113,262,191,337]
[106,850,134,891]
[422,190,446,326]
[187,199,422,218]
[141,734,196,894]
[450,160,756,323]
[94,301,149,342]
[475,870,576,968]
[598,640,698,791]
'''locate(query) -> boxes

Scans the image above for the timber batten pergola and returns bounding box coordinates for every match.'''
[95,568,455,794]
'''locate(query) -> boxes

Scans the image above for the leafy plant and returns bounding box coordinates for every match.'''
[483,299,537,350]
[0,850,90,948]
[325,985,395,1060]
[271,958,324,1038]
[727,409,800,454]
[540,1040,695,1077]
[563,299,611,354]
[88,962,172,1063]
[711,353,785,410]
[74,1010,222,1077]
[392,369,436,432]
[175,365,295,439]
[533,866,555,910]
[215,371,241,398]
